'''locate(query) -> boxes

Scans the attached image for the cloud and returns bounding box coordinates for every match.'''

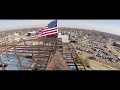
[0,20,54,31]
[59,20,120,35]
[0,20,120,36]
[31,20,54,27]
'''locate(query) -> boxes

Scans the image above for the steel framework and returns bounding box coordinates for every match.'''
[0,38,86,70]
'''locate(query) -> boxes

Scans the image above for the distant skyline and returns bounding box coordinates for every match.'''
[0,20,120,35]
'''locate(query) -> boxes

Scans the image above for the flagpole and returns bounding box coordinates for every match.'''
[57,19,58,38]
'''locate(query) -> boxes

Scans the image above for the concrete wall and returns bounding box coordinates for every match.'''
[58,34,69,43]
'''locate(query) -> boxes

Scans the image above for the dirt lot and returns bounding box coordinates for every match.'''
[80,51,118,70]
[89,60,118,70]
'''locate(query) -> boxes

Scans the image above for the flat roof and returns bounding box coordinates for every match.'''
[115,41,120,45]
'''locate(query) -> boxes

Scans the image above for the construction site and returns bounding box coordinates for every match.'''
[0,33,86,70]
[0,26,120,71]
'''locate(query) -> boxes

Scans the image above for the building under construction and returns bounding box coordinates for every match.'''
[0,36,86,70]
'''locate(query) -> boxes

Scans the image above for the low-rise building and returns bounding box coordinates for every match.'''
[113,41,120,48]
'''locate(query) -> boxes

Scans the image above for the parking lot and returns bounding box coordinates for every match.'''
[72,36,120,69]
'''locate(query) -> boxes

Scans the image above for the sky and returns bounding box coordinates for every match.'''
[0,20,120,35]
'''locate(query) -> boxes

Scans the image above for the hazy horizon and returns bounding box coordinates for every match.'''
[0,20,120,36]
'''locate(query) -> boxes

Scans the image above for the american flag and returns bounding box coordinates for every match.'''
[37,20,58,38]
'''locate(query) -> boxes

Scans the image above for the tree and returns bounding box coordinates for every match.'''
[76,54,90,68]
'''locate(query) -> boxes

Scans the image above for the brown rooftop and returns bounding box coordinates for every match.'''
[46,50,71,70]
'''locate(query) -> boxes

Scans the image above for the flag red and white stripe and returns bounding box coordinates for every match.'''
[37,26,58,37]
[37,20,58,38]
